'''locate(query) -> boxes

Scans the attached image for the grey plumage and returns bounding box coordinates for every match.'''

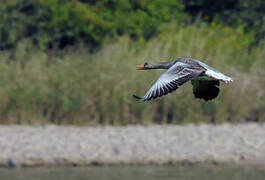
[134,57,233,101]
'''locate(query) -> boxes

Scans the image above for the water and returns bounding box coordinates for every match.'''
[1,164,265,180]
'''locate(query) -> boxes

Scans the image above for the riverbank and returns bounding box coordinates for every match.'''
[0,124,265,167]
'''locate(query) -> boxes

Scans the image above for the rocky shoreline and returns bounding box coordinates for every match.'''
[0,124,265,167]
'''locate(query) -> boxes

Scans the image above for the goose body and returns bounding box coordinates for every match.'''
[134,58,233,101]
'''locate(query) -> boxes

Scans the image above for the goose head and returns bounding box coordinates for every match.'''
[137,61,172,70]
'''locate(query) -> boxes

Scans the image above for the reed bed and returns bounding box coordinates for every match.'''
[0,24,264,125]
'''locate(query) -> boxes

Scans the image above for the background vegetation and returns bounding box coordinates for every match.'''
[0,0,264,124]
[0,0,185,50]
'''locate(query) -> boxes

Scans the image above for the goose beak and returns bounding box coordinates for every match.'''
[137,64,145,70]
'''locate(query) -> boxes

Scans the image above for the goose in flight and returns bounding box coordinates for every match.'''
[133,58,233,101]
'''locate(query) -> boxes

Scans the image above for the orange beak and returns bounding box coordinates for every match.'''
[137,64,145,70]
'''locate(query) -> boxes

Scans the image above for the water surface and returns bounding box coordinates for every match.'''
[1,163,265,180]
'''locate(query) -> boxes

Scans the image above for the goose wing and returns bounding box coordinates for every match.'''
[139,62,205,101]
[191,79,220,101]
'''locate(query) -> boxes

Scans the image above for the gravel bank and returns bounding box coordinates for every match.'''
[0,124,265,166]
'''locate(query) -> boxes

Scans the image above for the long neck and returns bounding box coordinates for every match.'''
[150,61,176,69]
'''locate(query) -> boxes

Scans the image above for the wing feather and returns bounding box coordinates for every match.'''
[141,62,204,101]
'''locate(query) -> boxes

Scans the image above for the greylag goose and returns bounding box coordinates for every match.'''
[134,57,233,101]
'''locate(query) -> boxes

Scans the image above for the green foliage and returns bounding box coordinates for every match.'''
[232,0,265,43]
[183,0,265,43]
[0,24,264,125]
[182,0,237,20]
[1,0,265,51]
[91,0,185,39]
[0,0,51,49]
[0,0,185,50]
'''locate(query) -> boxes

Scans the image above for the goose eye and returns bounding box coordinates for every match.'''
[144,62,148,66]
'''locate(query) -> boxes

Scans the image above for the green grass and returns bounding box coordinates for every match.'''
[0,24,264,125]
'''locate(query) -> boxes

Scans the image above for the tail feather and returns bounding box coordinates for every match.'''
[205,69,233,83]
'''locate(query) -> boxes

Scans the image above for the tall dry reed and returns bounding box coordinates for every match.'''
[0,24,264,124]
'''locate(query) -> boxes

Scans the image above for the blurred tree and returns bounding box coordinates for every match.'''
[0,0,52,50]
[1,0,264,50]
[183,0,237,22]
[183,0,265,43]
[235,0,265,43]
[0,0,185,50]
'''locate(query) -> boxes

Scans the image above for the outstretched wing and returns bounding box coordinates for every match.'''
[139,62,205,101]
